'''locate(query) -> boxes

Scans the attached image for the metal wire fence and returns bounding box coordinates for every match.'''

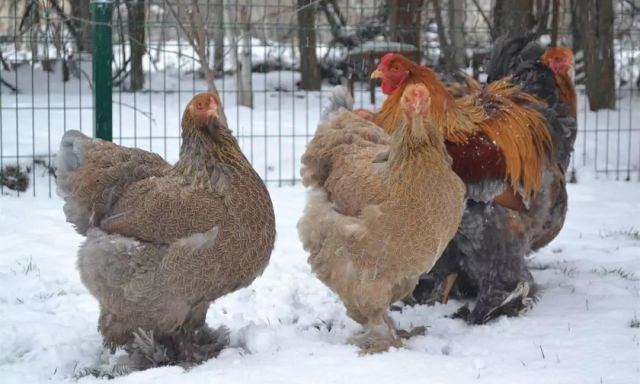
[0,0,638,197]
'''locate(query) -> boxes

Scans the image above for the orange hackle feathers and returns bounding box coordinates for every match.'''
[373,53,553,199]
[541,47,577,118]
[373,55,477,144]
[554,73,577,118]
[460,79,553,199]
[443,73,482,98]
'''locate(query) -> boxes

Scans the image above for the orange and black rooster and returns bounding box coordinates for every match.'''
[370,52,552,211]
[369,38,576,323]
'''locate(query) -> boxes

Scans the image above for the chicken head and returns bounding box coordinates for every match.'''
[371,53,411,95]
[541,47,573,76]
[182,92,221,135]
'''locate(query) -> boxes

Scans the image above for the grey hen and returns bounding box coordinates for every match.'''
[55,93,276,369]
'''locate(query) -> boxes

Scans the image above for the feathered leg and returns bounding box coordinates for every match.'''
[411,242,465,305]
[346,310,402,354]
[124,325,229,370]
[414,202,537,324]
[453,202,537,324]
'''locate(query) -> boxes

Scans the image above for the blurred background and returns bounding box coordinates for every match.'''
[0,0,638,197]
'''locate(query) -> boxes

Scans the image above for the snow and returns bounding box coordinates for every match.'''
[0,66,639,383]
[0,176,639,384]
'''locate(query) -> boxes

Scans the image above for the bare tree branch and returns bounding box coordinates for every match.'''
[164,0,219,96]
[470,0,494,38]
[165,0,228,123]
[623,0,640,13]
[48,0,83,51]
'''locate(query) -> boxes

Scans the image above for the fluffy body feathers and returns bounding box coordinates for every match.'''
[298,85,465,352]
[56,93,275,368]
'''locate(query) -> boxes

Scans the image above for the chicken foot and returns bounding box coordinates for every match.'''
[124,325,229,370]
[454,281,537,324]
[347,313,403,354]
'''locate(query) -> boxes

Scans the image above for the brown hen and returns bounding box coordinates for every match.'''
[55,93,275,369]
[298,84,465,353]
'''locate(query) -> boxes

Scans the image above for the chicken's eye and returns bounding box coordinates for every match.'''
[196,102,204,109]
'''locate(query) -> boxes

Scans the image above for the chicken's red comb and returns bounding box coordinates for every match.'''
[380,53,397,66]
[209,95,218,110]
[543,47,573,61]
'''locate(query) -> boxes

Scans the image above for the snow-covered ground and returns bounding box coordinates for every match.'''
[1,65,639,383]
[0,174,639,384]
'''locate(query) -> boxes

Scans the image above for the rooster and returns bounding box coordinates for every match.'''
[412,39,577,323]
[370,53,552,212]
[298,84,465,353]
[55,93,276,369]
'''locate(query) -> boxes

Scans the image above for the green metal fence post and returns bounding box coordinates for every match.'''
[91,0,113,141]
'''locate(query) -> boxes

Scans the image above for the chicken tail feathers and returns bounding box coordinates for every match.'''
[55,130,98,234]
[55,130,94,198]
[486,34,542,83]
[486,36,578,173]
[321,85,354,122]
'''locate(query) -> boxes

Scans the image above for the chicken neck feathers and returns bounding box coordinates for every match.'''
[374,60,552,200]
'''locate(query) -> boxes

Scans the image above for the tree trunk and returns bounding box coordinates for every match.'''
[127,0,146,91]
[388,0,424,47]
[570,0,582,52]
[297,0,321,90]
[448,0,466,68]
[578,0,615,110]
[534,0,551,36]
[213,0,224,75]
[228,2,253,108]
[433,0,453,68]
[550,0,559,46]
[70,0,92,52]
[493,0,534,38]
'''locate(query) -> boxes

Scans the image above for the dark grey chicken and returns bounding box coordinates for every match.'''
[412,36,578,324]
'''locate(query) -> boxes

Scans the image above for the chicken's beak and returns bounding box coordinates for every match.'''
[206,108,220,136]
[370,69,383,79]
[206,108,219,120]
[207,95,220,121]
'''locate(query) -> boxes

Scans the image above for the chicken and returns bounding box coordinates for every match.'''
[371,53,552,212]
[485,39,577,173]
[440,71,482,99]
[297,84,465,353]
[412,39,577,323]
[367,50,569,323]
[541,47,577,118]
[493,42,577,250]
[55,93,275,369]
